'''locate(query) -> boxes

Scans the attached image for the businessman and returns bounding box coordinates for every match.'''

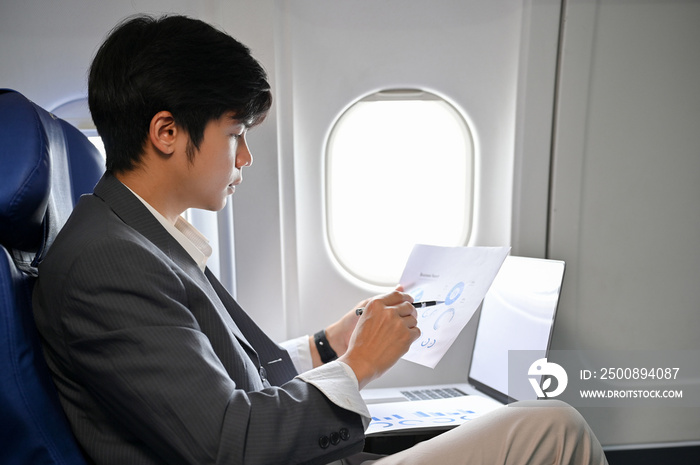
[33,14,607,465]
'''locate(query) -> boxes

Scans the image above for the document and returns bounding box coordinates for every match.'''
[399,245,510,368]
[365,396,504,436]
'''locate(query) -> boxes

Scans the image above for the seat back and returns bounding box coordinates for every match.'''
[0,89,104,464]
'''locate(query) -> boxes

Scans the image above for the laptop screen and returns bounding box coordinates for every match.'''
[467,256,565,403]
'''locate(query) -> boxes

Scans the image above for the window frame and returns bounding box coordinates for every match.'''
[323,89,475,287]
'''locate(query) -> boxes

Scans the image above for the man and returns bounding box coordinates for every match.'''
[33,14,608,465]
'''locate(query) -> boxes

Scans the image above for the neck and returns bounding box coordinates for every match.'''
[115,167,183,224]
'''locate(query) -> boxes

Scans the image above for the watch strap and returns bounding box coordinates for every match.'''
[313,329,338,363]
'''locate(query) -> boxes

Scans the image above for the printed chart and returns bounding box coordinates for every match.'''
[366,396,504,436]
[399,245,510,368]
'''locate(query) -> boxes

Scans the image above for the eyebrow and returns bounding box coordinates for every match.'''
[226,114,252,129]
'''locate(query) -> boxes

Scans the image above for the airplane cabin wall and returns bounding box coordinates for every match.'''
[272,0,552,392]
[549,0,700,447]
[1,0,698,449]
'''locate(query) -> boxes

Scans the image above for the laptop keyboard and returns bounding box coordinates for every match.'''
[400,387,468,401]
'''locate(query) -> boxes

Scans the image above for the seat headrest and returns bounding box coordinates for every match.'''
[0,89,104,272]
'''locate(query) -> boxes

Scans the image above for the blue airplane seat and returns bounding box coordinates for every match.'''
[0,89,104,464]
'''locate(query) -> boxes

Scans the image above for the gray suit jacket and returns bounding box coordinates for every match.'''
[33,173,365,465]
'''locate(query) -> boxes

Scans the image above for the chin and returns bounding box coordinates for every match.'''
[216,196,229,211]
[197,197,228,213]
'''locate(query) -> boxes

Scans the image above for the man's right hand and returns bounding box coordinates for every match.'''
[338,290,420,389]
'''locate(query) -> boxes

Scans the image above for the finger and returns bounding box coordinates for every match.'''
[359,291,413,317]
[410,325,421,340]
[396,301,418,318]
[372,290,402,305]
[378,290,412,305]
[403,314,418,329]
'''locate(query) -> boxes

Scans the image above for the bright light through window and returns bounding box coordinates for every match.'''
[88,136,106,159]
[326,90,474,286]
[50,97,107,160]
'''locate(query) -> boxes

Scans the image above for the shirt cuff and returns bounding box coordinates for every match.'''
[279,335,313,374]
[297,361,371,430]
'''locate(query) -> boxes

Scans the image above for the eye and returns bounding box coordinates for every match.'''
[230,129,247,140]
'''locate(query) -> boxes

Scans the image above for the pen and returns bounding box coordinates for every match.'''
[355,300,445,316]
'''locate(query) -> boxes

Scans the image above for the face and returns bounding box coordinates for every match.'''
[180,112,253,211]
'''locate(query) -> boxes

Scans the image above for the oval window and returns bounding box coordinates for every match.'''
[325,89,474,286]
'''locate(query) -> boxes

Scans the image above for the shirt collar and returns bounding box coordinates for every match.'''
[125,186,213,272]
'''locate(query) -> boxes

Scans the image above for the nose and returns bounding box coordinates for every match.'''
[236,135,253,168]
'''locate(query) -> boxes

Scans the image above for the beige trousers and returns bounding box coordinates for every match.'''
[348,400,608,465]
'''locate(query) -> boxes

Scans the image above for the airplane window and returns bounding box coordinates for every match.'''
[86,134,106,159]
[51,97,106,159]
[326,89,474,286]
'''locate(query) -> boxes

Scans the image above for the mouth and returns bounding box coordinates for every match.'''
[227,179,241,193]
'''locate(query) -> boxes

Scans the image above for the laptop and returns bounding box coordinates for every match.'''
[361,256,566,436]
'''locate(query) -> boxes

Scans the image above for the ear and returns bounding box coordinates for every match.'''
[148,111,179,156]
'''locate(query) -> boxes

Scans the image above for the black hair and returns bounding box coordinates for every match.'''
[88,14,272,172]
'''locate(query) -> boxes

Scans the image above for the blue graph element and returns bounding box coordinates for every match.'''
[422,307,439,318]
[433,308,455,330]
[369,407,482,431]
[371,421,394,428]
[399,420,424,426]
[444,281,465,305]
[412,289,424,302]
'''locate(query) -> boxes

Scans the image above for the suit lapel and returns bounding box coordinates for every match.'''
[92,173,257,357]
[206,268,299,384]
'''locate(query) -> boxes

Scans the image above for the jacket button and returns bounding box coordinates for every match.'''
[259,366,267,382]
[318,435,330,449]
[339,428,350,441]
[330,432,341,445]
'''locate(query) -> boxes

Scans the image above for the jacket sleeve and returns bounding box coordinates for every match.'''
[40,235,365,465]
